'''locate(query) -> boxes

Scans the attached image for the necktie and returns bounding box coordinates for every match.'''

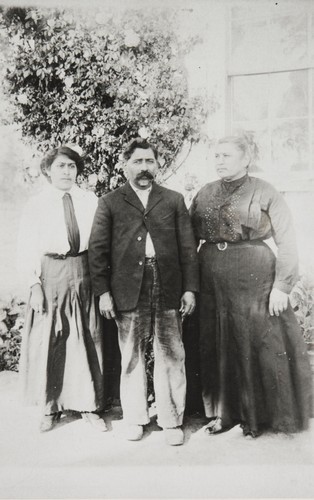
[62,192,80,255]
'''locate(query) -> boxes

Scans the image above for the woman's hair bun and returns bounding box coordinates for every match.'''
[218,130,260,169]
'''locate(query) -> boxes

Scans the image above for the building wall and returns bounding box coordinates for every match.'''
[165,0,314,281]
[0,124,40,297]
[1,0,313,298]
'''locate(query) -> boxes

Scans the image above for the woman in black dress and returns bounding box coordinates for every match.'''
[190,135,312,437]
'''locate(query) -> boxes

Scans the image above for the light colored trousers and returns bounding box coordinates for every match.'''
[115,259,186,429]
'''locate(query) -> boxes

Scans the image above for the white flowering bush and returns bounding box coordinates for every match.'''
[1,6,212,195]
[291,275,314,345]
[0,296,26,371]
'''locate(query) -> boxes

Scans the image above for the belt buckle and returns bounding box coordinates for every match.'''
[146,257,156,263]
[217,242,228,251]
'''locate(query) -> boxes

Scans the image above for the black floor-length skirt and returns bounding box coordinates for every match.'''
[199,241,312,433]
[19,254,105,414]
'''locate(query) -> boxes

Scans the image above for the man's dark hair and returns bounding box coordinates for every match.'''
[40,146,84,179]
[123,137,158,161]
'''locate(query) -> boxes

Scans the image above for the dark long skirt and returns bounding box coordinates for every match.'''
[19,254,105,414]
[199,241,312,434]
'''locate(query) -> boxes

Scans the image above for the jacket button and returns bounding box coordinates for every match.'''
[139,261,143,266]
[137,236,142,241]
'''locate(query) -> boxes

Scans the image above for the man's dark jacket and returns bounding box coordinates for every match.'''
[88,181,199,311]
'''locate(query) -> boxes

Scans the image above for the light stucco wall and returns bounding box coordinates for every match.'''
[0,0,313,297]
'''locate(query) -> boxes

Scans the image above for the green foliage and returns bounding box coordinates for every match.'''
[290,276,314,344]
[0,296,26,371]
[1,7,210,194]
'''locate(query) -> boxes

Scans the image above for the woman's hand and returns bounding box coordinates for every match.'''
[180,291,196,319]
[30,283,45,314]
[269,288,289,317]
[99,291,116,319]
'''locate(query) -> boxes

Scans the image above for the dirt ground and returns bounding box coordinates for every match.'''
[1,370,314,499]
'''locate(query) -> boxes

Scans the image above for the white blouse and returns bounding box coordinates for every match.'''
[18,183,98,289]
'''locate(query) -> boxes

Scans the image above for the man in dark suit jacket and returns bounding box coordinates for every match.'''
[89,138,199,446]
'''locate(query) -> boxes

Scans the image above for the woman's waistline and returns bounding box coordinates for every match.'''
[202,240,267,251]
[44,250,88,260]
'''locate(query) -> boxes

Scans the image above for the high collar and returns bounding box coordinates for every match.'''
[221,173,248,191]
[129,181,153,195]
[45,182,79,199]
[122,180,161,195]
[122,181,162,214]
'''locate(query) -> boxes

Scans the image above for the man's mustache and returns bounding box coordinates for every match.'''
[136,171,154,180]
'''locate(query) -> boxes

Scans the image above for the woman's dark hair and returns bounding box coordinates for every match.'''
[40,146,85,179]
[122,137,158,161]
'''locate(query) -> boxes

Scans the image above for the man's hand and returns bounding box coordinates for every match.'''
[99,291,116,320]
[269,287,289,317]
[179,291,196,319]
[30,283,45,314]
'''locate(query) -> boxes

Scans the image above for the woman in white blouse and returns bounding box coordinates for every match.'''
[18,146,106,432]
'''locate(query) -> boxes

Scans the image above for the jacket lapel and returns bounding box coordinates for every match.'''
[122,182,145,213]
[145,182,163,214]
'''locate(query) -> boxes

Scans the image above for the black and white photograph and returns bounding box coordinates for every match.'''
[0,0,314,498]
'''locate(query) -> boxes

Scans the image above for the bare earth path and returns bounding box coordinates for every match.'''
[1,371,314,499]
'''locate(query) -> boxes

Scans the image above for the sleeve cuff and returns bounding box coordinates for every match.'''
[272,281,293,294]
[93,285,111,297]
[29,278,42,289]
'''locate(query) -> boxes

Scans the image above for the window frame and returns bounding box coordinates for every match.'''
[226,3,314,191]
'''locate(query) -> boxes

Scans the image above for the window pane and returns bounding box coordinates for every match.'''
[312,118,314,167]
[311,14,314,66]
[233,75,268,121]
[270,14,307,69]
[312,69,314,115]
[270,70,308,119]
[231,4,271,20]
[271,119,309,171]
[230,20,269,74]
[230,10,308,74]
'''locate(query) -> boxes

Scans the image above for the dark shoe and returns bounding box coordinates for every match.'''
[82,412,108,432]
[40,412,61,432]
[124,424,144,441]
[164,427,184,446]
[241,423,261,438]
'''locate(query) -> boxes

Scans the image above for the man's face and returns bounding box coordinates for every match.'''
[126,147,158,190]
